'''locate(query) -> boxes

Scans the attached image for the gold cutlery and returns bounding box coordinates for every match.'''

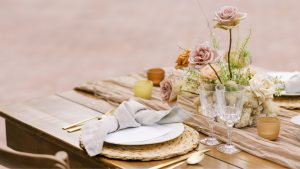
[148,149,210,169]
[63,109,115,132]
[66,125,85,133]
[63,116,101,130]
[280,105,300,110]
[164,161,185,169]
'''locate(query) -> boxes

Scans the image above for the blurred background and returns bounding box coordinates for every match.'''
[1,0,300,105]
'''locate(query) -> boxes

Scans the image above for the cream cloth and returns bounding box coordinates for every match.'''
[286,73,300,93]
[81,99,190,156]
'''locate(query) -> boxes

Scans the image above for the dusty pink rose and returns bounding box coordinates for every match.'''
[214,6,247,29]
[160,78,172,101]
[189,43,215,69]
[160,75,182,102]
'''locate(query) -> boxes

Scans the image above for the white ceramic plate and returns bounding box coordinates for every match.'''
[280,91,300,96]
[291,115,300,127]
[268,72,298,82]
[268,71,300,96]
[104,123,184,145]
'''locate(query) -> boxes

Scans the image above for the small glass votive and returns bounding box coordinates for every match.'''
[147,68,165,86]
[133,80,153,99]
[257,117,280,141]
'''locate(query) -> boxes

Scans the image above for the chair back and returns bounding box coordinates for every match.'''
[0,146,70,169]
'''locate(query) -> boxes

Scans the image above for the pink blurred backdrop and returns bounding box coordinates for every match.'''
[0,0,299,105]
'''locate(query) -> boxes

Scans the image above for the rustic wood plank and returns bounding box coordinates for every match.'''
[101,154,240,169]
[56,90,114,112]
[56,90,287,169]
[0,93,240,169]
[0,95,117,168]
[0,90,289,169]
[0,95,102,148]
[197,143,286,169]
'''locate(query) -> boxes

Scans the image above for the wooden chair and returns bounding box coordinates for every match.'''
[0,146,70,169]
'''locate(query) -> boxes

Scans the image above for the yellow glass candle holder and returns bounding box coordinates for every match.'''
[133,80,153,99]
[257,117,280,141]
[147,68,165,86]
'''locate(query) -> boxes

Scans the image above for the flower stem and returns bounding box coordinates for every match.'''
[228,29,233,79]
[208,63,222,84]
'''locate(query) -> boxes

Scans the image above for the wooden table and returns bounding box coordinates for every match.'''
[0,90,287,169]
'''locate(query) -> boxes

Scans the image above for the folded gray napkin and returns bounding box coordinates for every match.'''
[286,73,300,93]
[81,99,190,156]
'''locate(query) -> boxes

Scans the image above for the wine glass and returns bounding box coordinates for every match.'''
[215,84,245,154]
[199,84,220,146]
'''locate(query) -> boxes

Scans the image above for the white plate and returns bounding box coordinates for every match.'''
[291,115,300,127]
[280,91,300,96]
[104,123,184,145]
[268,71,300,96]
[268,72,298,81]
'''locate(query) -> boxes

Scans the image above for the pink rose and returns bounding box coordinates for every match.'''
[160,75,182,102]
[214,6,247,29]
[160,78,172,102]
[189,43,216,69]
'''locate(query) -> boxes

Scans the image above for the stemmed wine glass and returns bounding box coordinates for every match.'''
[215,84,245,154]
[199,84,220,146]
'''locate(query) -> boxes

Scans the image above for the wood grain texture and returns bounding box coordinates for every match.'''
[0,90,288,169]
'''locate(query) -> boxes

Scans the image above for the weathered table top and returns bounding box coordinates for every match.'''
[0,90,288,169]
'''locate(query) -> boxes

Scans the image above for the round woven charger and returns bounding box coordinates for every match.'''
[98,125,200,161]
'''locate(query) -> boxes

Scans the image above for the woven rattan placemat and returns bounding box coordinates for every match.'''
[80,125,200,161]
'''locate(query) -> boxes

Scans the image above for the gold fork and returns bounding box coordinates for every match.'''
[63,109,115,133]
[63,115,101,130]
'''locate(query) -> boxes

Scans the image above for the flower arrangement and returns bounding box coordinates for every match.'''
[160,6,282,128]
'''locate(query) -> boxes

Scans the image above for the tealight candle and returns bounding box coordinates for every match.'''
[257,117,280,141]
[133,80,153,99]
[147,68,165,86]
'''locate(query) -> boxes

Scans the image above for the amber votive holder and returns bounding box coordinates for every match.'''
[147,68,165,86]
[133,80,153,99]
[257,117,280,141]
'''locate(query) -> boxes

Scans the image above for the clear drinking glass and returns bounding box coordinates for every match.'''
[199,84,220,146]
[215,84,245,154]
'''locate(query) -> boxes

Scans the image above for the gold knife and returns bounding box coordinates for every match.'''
[148,149,210,169]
